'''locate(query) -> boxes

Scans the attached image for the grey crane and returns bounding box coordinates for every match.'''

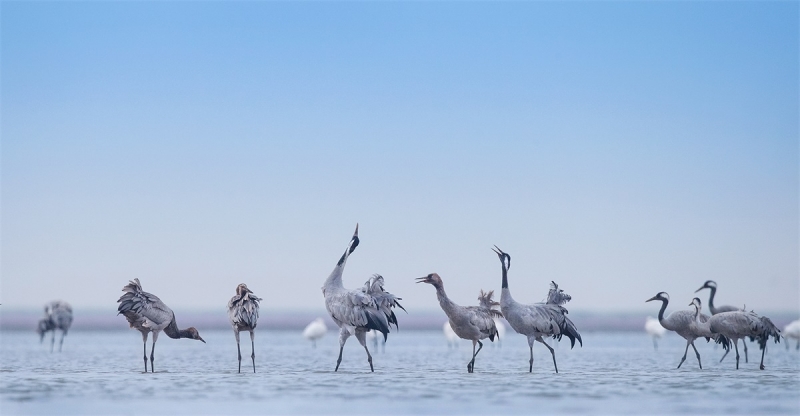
[37,301,73,352]
[117,279,206,372]
[321,225,406,372]
[491,246,582,373]
[707,308,781,370]
[228,283,262,373]
[695,280,749,363]
[417,273,502,373]
[646,292,729,369]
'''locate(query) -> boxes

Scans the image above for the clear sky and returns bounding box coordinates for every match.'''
[2,1,798,314]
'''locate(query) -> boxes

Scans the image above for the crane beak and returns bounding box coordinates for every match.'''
[199,337,206,343]
[645,295,659,302]
[415,276,431,284]
[694,286,704,293]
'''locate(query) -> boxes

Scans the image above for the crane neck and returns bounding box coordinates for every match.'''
[706,286,717,313]
[656,299,669,327]
[501,264,508,289]
[432,282,458,316]
[163,316,183,339]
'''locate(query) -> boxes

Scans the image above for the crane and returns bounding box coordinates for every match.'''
[491,246,582,373]
[695,280,748,363]
[644,316,667,351]
[321,225,405,372]
[708,308,781,370]
[303,318,328,348]
[37,301,73,352]
[417,273,502,373]
[117,279,205,372]
[227,283,262,373]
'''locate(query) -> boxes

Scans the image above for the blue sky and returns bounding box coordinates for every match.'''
[2,2,797,313]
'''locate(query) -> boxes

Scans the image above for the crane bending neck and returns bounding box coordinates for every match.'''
[656,300,669,327]
[163,317,189,339]
[706,286,717,313]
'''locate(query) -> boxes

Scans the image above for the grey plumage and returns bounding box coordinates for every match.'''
[117,278,205,372]
[417,273,502,373]
[228,283,262,373]
[321,225,405,372]
[646,293,730,370]
[695,280,749,363]
[708,308,781,370]
[37,301,73,352]
[492,246,582,373]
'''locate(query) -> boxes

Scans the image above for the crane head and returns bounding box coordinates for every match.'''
[416,273,443,287]
[689,297,702,310]
[186,327,206,343]
[695,280,716,293]
[491,245,511,271]
[645,292,669,303]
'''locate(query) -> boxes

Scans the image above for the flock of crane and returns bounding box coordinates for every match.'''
[34,225,800,374]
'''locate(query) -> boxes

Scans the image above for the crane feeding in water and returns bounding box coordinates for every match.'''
[37,301,73,352]
[417,273,502,373]
[695,280,749,363]
[321,225,406,372]
[491,246,582,373]
[117,279,205,372]
[227,283,262,373]
[707,308,780,370]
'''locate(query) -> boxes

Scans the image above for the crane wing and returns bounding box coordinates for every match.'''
[228,291,262,329]
[116,278,174,330]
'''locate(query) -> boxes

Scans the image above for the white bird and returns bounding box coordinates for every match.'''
[708,308,781,370]
[117,279,205,372]
[491,246,582,373]
[36,301,73,352]
[417,273,502,373]
[443,321,459,348]
[695,280,749,363]
[227,283,262,373]
[783,320,800,351]
[645,316,667,351]
[493,318,506,347]
[645,292,728,369]
[303,318,328,348]
[321,225,406,372]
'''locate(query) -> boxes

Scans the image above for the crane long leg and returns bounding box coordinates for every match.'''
[539,339,558,373]
[59,330,66,352]
[335,328,351,372]
[150,335,157,373]
[142,332,149,373]
[759,344,766,370]
[690,341,702,369]
[677,340,691,369]
[653,337,658,351]
[743,340,748,363]
[355,331,373,372]
[468,340,476,373]
[734,340,740,369]
[50,331,55,353]
[250,330,256,373]
[528,337,535,372]
[719,347,730,363]
[235,329,241,373]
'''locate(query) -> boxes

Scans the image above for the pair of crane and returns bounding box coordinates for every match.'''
[646,282,782,371]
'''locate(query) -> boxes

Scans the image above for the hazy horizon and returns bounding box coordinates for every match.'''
[2,2,798,312]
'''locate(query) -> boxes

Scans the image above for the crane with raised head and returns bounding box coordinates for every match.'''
[321,225,406,372]
[491,246,582,373]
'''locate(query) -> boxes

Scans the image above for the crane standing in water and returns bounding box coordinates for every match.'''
[228,283,262,373]
[117,279,206,372]
[492,246,582,373]
[37,301,73,353]
[417,273,502,373]
[321,225,405,372]
[708,308,781,370]
[695,280,748,363]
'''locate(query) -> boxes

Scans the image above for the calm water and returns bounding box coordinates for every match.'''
[1,329,798,415]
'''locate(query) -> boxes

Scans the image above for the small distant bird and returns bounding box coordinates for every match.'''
[443,322,459,348]
[37,301,73,352]
[645,316,667,351]
[708,308,781,370]
[117,279,205,372]
[227,283,262,373]
[321,225,406,372]
[646,292,729,369]
[783,320,800,351]
[492,246,582,373]
[695,280,748,363]
[303,318,328,348]
[417,273,502,373]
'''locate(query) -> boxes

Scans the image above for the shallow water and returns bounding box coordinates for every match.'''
[1,329,798,415]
